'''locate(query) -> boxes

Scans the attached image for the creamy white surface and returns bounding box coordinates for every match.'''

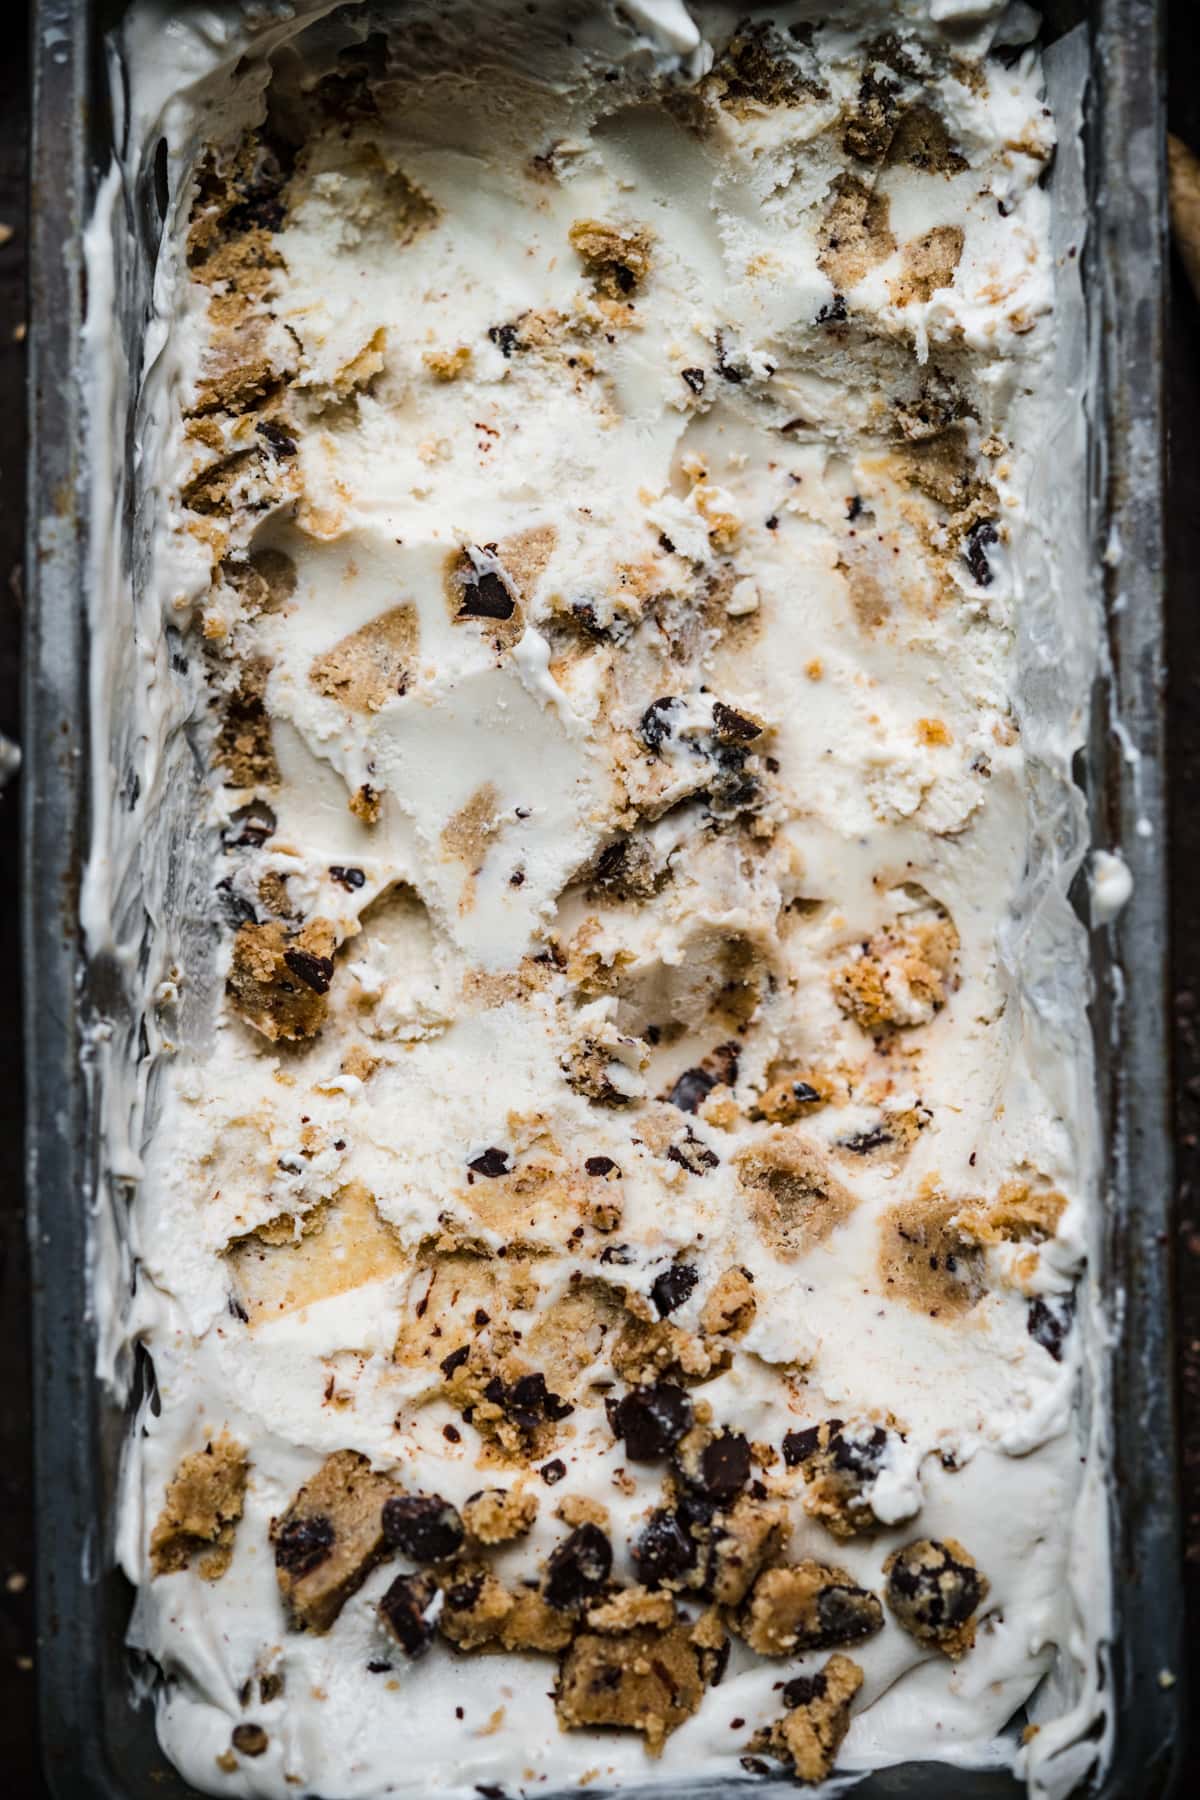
[81,3,1108,1796]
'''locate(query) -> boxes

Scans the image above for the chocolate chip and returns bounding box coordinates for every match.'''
[282,947,334,994]
[830,1423,888,1475]
[256,419,296,458]
[651,1263,699,1317]
[781,1425,823,1467]
[839,1125,892,1154]
[764,514,779,530]
[599,1243,635,1265]
[540,1458,567,1485]
[378,1570,438,1656]
[440,1344,470,1379]
[815,1582,882,1645]
[608,1383,693,1461]
[216,879,258,929]
[681,366,706,393]
[711,700,761,743]
[273,1513,335,1576]
[740,1756,772,1775]
[467,1147,510,1178]
[1027,1294,1073,1360]
[231,1723,268,1756]
[817,292,849,324]
[593,838,629,886]
[717,356,745,383]
[544,1523,613,1609]
[666,1131,720,1175]
[381,1494,465,1563]
[488,322,521,357]
[329,864,366,890]
[508,1370,573,1423]
[847,495,863,521]
[700,1431,751,1500]
[366,1660,392,1673]
[445,1573,484,1611]
[782,1672,828,1709]
[570,600,609,638]
[631,1508,697,1587]
[458,571,515,620]
[639,695,678,752]
[667,1067,717,1114]
[585,1155,619,1177]
[963,518,999,587]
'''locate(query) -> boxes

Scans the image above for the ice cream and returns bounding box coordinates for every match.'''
[82,3,1106,1795]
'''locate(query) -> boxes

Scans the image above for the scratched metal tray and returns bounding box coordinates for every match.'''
[23,0,1183,1795]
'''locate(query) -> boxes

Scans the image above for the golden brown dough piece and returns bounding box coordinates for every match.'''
[271,1449,395,1632]
[150,1432,248,1580]
[555,1622,705,1754]
[226,917,337,1041]
[748,1653,864,1782]
[884,1536,989,1657]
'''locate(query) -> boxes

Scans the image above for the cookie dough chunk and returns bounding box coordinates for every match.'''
[699,1265,757,1337]
[378,1570,439,1657]
[735,1131,857,1258]
[832,899,959,1034]
[500,1584,577,1653]
[753,1066,828,1125]
[271,1449,396,1632]
[955,1177,1067,1246]
[309,605,418,712]
[585,1585,677,1633]
[878,1193,984,1318]
[555,1623,704,1754]
[462,1486,539,1545]
[737,1561,883,1657]
[816,175,896,291]
[215,658,279,788]
[436,1563,514,1650]
[707,1494,790,1606]
[749,1653,864,1783]
[567,218,653,298]
[892,224,964,305]
[227,917,338,1041]
[884,1537,989,1657]
[150,1431,248,1580]
[783,1418,898,1538]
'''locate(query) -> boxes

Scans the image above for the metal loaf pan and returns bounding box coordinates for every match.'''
[23,0,1183,1794]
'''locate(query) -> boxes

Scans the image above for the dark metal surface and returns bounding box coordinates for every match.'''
[18,1,1184,1797]
[1085,0,1184,1791]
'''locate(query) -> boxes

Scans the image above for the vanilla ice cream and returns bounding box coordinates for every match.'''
[81,3,1107,1795]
